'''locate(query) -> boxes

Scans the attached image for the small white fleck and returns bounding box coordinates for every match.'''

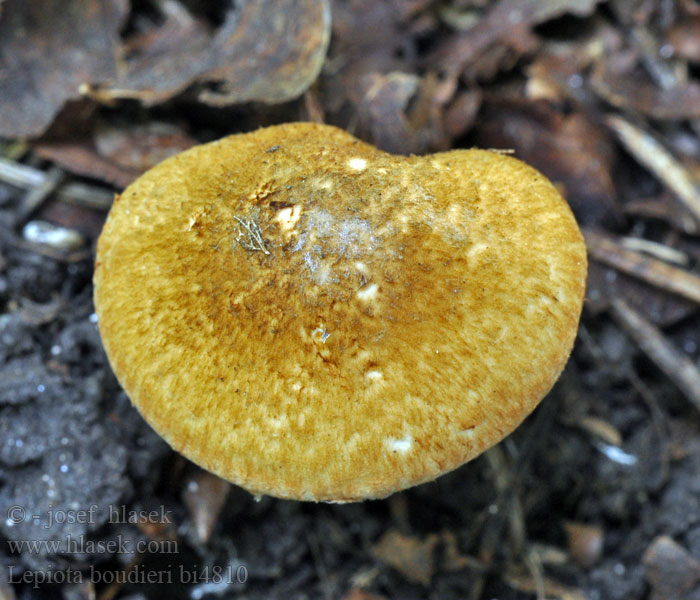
[388,436,412,453]
[15,439,23,448]
[50,345,62,356]
[594,441,637,466]
[274,204,303,232]
[60,464,69,473]
[89,313,98,323]
[187,481,199,493]
[354,261,368,273]
[568,74,583,89]
[356,283,379,302]
[613,563,626,576]
[37,384,45,393]
[366,370,383,381]
[659,44,674,58]
[348,157,367,171]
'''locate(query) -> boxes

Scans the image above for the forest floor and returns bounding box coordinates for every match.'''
[3,1,700,599]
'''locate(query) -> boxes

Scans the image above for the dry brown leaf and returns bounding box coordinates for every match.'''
[425,0,602,77]
[443,89,482,139]
[94,123,197,174]
[592,64,700,120]
[95,0,330,107]
[35,122,197,189]
[0,0,128,139]
[35,144,138,190]
[372,529,439,585]
[351,71,449,154]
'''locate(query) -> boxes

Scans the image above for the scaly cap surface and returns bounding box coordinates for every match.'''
[94,122,586,501]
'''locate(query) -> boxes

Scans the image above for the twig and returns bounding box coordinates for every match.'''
[610,297,700,412]
[584,229,700,305]
[0,157,113,210]
[15,166,64,225]
[606,115,700,232]
[234,214,270,255]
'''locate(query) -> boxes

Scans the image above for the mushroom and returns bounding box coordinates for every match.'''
[94,122,586,502]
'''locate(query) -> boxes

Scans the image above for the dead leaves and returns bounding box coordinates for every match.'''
[95,0,331,107]
[0,0,129,138]
[0,0,331,139]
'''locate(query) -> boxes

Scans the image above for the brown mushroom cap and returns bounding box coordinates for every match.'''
[94,122,586,502]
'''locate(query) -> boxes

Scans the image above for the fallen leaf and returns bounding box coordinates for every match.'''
[35,143,138,190]
[94,0,331,106]
[94,122,197,173]
[425,0,602,78]
[443,89,482,139]
[592,63,700,120]
[35,122,197,189]
[372,529,439,585]
[0,0,128,138]
[351,71,448,154]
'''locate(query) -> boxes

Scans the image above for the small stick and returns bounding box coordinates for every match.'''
[584,229,700,305]
[0,157,113,209]
[15,166,64,226]
[610,297,700,411]
[606,116,700,232]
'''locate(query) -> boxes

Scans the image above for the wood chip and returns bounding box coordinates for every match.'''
[564,522,604,568]
[182,470,231,545]
[643,536,700,600]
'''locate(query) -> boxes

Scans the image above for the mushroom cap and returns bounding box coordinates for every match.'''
[94,122,586,502]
